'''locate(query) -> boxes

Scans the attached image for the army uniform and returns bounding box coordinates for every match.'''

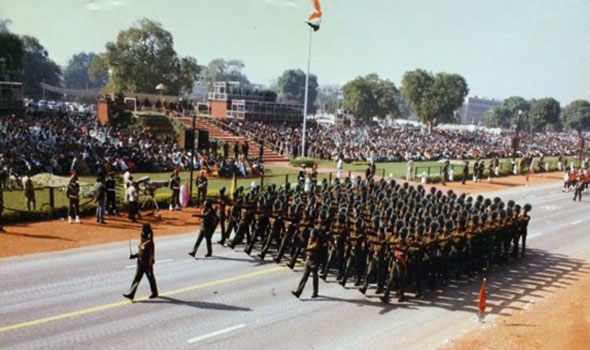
[381,227,409,303]
[245,201,271,255]
[340,220,366,287]
[360,228,387,294]
[292,229,321,298]
[124,224,158,300]
[258,202,285,260]
[169,172,181,211]
[321,215,348,280]
[214,188,229,244]
[189,200,217,257]
[228,207,255,249]
[287,211,314,269]
[67,175,81,224]
[196,173,208,207]
[105,173,117,215]
[274,206,300,263]
[221,195,243,245]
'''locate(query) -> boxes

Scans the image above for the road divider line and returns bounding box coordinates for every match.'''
[187,324,245,344]
[571,220,583,225]
[0,265,286,333]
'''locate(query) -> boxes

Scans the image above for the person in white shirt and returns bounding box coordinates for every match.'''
[123,170,131,202]
[337,156,343,179]
[406,159,414,181]
[127,179,139,222]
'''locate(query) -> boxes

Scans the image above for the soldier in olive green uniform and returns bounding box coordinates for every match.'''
[123,224,158,301]
[189,200,217,257]
[292,228,321,298]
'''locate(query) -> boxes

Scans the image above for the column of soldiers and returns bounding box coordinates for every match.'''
[202,176,532,301]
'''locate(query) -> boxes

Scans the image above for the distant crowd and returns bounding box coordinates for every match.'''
[226,120,582,163]
[0,111,586,190]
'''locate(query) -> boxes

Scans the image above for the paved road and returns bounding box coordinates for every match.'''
[1,182,589,350]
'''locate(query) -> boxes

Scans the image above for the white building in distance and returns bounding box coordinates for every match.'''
[456,96,502,125]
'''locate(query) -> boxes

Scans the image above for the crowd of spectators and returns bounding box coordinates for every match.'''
[0,111,585,190]
[226,120,582,162]
[0,111,267,188]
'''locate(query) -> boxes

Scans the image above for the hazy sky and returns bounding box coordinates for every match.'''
[1,0,589,104]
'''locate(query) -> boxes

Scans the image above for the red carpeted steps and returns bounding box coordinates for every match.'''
[172,116,289,162]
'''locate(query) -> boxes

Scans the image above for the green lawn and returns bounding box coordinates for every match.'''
[1,156,575,214]
[2,165,303,213]
[316,156,569,180]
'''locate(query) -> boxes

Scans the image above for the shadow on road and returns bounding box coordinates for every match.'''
[297,249,590,317]
[140,295,252,312]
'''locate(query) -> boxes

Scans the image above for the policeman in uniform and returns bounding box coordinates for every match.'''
[123,224,158,301]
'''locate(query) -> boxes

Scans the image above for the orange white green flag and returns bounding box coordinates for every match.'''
[306,0,322,31]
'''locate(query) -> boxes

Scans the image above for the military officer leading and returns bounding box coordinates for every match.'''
[123,224,158,301]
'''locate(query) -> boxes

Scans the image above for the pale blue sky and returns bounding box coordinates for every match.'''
[1,0,589,104]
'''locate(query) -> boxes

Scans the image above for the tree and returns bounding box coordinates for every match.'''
[562,100,590,135]
[483,106,511,128]
[276,69,318,113]
[64,52,108,90]
[342,74,399,122]
[0,18,11,32]
[315,87,339,113]
[205,58,249,86]
[15,36,61,99]
[562,100,590,156]
[394,92,412,119]
[0,31,24,80]
[400,69,468,132]
[528,98,561,132]
[90,19,200,96]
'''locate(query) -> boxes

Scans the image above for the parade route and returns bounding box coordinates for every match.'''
[1,182,589,350]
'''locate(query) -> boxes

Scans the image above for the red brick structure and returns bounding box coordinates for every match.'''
[208,82,302,123]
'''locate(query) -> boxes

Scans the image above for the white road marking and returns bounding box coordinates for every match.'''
[571,220,583,226]
[528,232,542,240]
[187,324,245,344]
[125,258,173,269]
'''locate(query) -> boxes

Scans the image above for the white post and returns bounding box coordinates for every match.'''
[301,27,313,158]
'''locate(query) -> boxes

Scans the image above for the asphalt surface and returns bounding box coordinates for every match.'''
[1,182,590,350]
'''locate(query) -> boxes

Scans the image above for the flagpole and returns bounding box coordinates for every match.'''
[301,26,313,158]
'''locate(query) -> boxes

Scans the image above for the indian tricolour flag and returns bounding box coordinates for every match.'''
[306,0,322,31]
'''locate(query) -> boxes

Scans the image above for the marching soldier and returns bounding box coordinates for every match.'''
[517,203,532,257]
[291,228,321,298]
[321,212,348,281]
[219,190,243,245]
[340,218,366,287]
[189,199,217,258]
[123,224,158,301]
[381,226,409,303]
[258,200,285,260]
[196,171,208,207]
[214,187,229,245]
[360,225,387,294]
